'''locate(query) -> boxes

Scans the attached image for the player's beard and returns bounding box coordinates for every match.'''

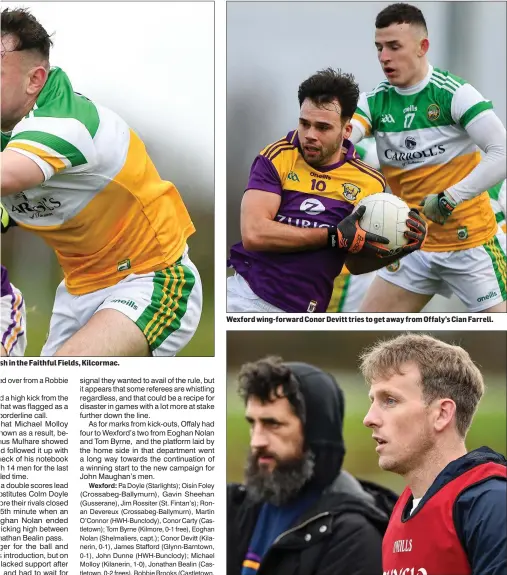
[303,136,343,168]
[244,448,315,506]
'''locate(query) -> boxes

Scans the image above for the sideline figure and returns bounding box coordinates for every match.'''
[361,334,507,574]
[351,3,507,312]
[227,68,426,313]
[228,357,397,574]
[1,9,202,356]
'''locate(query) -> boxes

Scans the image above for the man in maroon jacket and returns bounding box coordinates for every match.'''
[361,333,506,575]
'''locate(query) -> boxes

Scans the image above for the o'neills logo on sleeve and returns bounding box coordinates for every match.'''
[384,569,427,575]
[393,539,412,553]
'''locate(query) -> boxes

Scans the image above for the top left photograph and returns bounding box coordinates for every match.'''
[1,2,214,357]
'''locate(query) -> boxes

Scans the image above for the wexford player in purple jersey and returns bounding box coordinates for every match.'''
[227,69,427,313]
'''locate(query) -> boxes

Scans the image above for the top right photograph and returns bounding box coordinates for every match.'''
[226,1,506,314]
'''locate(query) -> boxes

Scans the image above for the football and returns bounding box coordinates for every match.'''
[354,193,410,252]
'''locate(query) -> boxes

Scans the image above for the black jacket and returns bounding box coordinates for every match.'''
[227,469,398,575]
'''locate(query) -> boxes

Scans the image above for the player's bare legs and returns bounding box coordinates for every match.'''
[482,301,506,313]
[53,309,150,357]
[359,276,432,312]
[1,346,7,356]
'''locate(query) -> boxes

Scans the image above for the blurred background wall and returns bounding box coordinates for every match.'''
[1,2,214,356]
[227,331,506,493]
[227,1,506,312]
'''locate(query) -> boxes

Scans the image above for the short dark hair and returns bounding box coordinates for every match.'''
[1,8,52,60]
[237,356,306,424]
[375,3,427,33]
[297,68,360,121]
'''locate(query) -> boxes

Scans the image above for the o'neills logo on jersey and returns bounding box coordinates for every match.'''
[11,192,62,219]
[384,569,427,575]
[385,144,445,166]
[393,539,412,553]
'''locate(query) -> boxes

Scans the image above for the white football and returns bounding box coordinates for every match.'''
[354,193,410,252]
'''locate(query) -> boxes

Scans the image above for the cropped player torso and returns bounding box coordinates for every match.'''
[229,131,385,312]
[353,66,497,251]
[1,68,194,295]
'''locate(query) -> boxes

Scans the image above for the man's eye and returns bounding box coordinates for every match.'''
[386,398,397,406]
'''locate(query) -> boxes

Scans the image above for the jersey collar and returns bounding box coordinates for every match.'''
[394,63,434,96]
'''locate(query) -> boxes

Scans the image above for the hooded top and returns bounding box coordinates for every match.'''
[284,362,346,490]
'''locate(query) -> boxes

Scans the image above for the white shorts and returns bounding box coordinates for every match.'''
[41,247,202,357]
[327,271,377,312]
[1,283,27,357]
[227,273,285,313]
[377,230,506,312]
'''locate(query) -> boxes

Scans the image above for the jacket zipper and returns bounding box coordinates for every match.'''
[272,511,331,545]
[257,512,331,574]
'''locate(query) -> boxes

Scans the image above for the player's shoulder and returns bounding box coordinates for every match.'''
[259,130,299,161]
[348,152,386,191]
[428,66,471,104]
[431,67,468,90]
[363,80,394,102]
[28,67,100,140]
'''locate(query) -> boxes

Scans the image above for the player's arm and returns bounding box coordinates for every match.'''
[1,150,45,197]
[241,190,389,255]
[349,92,373,145]
[345,209,427,275]
[241,189,328,251]
[421,85,506,224]
[454,478,506,575]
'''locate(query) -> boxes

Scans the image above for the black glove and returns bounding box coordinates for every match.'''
[327,205,390,256]
[401,209,427,254]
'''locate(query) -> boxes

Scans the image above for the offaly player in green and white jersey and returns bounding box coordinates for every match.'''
[350,3,506,313]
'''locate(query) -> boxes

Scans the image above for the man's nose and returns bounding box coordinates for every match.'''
[250,424,269,450]
[363,404,381,429]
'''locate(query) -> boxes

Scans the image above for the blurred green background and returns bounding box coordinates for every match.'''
[1,211,214,357]
[227,331,506,493]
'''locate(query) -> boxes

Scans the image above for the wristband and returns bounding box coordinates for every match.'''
[327,226,338,249]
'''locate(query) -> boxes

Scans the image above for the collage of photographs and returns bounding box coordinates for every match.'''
[1,1,506,574]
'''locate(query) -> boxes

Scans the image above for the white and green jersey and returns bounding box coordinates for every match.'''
[1,67,194,295]
[352,64,497,251]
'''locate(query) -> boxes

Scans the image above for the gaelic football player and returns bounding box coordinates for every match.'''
[350,3,506,313]
[1,9,202,356]
[227,69,427,313]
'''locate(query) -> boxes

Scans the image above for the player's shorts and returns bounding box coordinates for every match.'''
[377,230,506,312]
[327,271,377,312]
[227,273,285,313]
[41,246,202,356]
[1,282,27,357]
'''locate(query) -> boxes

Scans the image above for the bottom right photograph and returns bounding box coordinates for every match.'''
[226,330,507,575]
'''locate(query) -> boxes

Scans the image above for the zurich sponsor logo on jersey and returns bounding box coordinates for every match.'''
[300,198,325,215]
[404,136,417,150]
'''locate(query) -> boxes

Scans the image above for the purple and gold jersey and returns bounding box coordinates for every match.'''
[228,131,386,312]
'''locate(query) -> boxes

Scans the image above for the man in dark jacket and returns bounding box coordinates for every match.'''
[227,356,398,575]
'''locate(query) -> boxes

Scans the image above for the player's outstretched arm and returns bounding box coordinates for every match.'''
[241,192,389,256]
[1,150,45,197]
[240,189,329,251]
[346,209,427,275]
